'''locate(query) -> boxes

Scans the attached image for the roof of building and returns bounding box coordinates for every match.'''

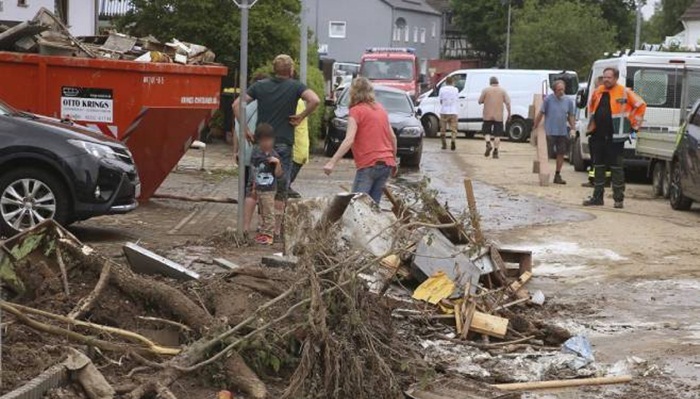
[381,0,441,16]
[100,0,135,18]
[424,0,450,13]
[682,0,700,21]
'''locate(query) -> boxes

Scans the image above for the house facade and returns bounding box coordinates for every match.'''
[664,0,700,50]
[0,0,97,36]
[305,0,441,65]
[425,0,469,59]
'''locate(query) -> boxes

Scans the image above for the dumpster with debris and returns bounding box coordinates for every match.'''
[0,9,228,201]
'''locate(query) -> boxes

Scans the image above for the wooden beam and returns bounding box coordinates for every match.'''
[469,311,508,339]
[531,94,550,186]
[492,375,633,391]
[462,179,483,244]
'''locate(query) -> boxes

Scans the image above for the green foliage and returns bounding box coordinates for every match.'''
[252,62,326,148]
[450,0,509,65]
[451,0,635,65]
[511,0,615,77]
[117,0,302,71]
[659,0,695,38]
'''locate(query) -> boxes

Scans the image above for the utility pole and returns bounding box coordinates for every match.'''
[505,0,512,69]
[300,0,308,84]
[233,0,259,235]
[635,0,645,50]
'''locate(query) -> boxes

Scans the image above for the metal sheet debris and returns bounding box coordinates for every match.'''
[123,242,200,280]
[413,228,483,290]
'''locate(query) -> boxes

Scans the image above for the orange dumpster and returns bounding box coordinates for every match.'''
[0,51,228,200]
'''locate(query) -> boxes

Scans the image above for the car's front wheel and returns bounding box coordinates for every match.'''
[422,114,439,138]
[401,142,423,168]
[324,137,337,157]
[669,161,693,211]
[0,168,70,236]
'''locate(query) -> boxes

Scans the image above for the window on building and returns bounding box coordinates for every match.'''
[413,27,418,43]
[432,22,437,38]
[405,24,410,42]
[394,17,407,42]
[329,21,347,39]
[420,28,426,43]
[17,0,29,6]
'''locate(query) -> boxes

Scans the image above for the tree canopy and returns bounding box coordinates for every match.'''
[643,0,695,44]
[117,0,302,71]
[451,0,635,66]
[510,0,615,77]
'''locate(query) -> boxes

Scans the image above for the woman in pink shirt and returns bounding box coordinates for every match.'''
[323,77,397,203]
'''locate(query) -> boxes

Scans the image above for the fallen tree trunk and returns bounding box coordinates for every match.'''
[57,239,267,399]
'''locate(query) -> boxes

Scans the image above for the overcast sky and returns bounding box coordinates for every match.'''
[643,0,659,20]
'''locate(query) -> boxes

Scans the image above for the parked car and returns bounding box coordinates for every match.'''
[670,100,700,210]
[0,100,139,236]
[324,85,424,167]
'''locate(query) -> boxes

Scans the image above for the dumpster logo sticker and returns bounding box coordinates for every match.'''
[61,87,114,123]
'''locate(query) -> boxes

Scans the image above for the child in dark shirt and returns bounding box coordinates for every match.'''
[248,123,283,245]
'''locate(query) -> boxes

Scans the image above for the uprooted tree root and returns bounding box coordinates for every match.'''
[3,217,428,399]
[282,229,423,399]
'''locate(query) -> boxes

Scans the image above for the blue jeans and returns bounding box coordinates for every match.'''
[274,143,292,201]
[352,164,392,203]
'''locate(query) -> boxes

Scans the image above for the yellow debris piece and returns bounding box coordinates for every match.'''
[412,271,455,305]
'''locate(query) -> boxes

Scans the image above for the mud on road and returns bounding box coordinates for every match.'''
[21,138,699,398]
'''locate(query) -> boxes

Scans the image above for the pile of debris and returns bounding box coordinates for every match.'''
[0,8,215,64]
[0,180,635,399]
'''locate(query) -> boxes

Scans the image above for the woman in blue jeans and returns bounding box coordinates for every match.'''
[323,77,397,203]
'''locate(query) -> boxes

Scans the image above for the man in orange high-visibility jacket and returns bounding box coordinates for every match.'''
[583,67,646,209]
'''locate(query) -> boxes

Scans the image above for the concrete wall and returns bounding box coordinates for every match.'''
[67,0,97,36]
[0,0,54,21]
[306,0,393,63]
[391,9,441,62]
[0,0,96,36]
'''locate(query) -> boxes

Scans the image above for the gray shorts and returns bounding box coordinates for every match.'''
[547,135,569,156]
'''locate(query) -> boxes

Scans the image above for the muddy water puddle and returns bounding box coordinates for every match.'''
[401,147,591,231]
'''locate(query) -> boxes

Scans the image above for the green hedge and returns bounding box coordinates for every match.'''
[251,64,325,149]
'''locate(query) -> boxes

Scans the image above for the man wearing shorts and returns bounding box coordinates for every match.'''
[478,76,511,159]
[534,80,576,184]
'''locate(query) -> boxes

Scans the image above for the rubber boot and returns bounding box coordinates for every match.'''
[583,164,605,206]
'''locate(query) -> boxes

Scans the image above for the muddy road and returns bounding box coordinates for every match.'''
[64,137,700,397]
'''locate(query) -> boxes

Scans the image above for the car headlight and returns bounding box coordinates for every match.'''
[401,126,423,137]
[68,139,119,160]
[332,118,348,129]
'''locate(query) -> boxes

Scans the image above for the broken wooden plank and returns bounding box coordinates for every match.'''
[213,258,240,271]
[461,300,477,340]
[492,375,633,391]
[152,193,238,204]
[470,311,509,339]
[462,178,484,244]
[454,302,463,335]
[531,94,550,186]
[509,271,532,292]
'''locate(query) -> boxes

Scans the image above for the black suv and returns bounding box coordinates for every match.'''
[0,100,139,236]
[670,100,700,211]
[324,85,424,167]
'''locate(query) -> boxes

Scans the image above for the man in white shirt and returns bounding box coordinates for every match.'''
[438,76,460,151]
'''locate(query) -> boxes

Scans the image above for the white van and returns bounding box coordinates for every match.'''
[417,69,579,141]
[571,51,700,172]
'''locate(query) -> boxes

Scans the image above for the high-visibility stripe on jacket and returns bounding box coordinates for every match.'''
[588,84,646,134]
[293,99,309,165]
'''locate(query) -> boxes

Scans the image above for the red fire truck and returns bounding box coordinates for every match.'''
[359,48,421,100]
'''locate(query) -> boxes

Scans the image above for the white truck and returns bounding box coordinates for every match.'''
[571,51,700,197]
[417,69,578,141]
